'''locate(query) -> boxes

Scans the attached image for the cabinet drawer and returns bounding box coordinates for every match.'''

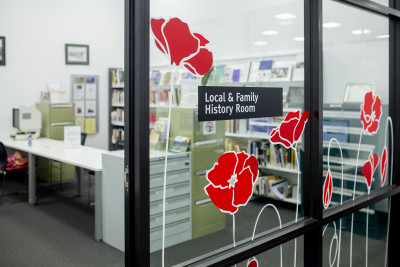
[150,207,190,229]
[192,142,224,172]
[192,174,209,202]
[50,105,74,123]
[192,201,226,239]
[48,124,73,140]
[150,156,190,175]
[150,182,190,202]
[150,219,190,242]
[150,170,191,189]
[150,194,190,215]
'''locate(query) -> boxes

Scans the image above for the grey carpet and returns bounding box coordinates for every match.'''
[0,173,124,267]
[0,175,387,267]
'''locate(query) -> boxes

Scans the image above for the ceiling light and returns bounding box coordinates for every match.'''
[275,13,296,20]
[293,37,304,42]
[254,41,267,46]
[323,22,341,28]
[262,30,279,35]
[377,35,389,39]
[351,29,371,35]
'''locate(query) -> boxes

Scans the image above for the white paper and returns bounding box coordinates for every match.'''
[203,121,216,135]
[47,80,61,91]
[64,126,81,148]
[73,83,85,100]
[85,83,97,99]
[85,100,96,117]
[74,101,84,117]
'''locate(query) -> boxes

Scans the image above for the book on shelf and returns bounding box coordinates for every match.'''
[248,60,273,82]
[111,69,124,87]
[111,108,124,123]
[225,137,299,171]
[292,53,304,81]
[150,87,181,106]
[111,89,124,106]
[225,119,248,135]
[270,63,293,82]
[112,128,124,144]
[254,176,292,200]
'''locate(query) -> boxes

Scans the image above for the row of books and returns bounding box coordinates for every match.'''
[225,119,248,135]
[111,69,124,88]
[111,89,124,106]
[111,108,124,123]
[253,175,293,200]
[111,128,125,144]
[150,69,195,86]
[150,87,181,106]
[211,57,304,84]
[225,138,300,170]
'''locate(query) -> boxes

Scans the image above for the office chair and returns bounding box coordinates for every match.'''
[0,142,29,205]
[80,133,94,206]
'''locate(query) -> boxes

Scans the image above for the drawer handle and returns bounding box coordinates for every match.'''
[155,188,173,195]
[50,122,74,126]
[158,202,168,207]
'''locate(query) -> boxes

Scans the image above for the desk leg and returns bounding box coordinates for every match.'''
[76,167,83,197]
[95,171,102,241]
[28,153,36,205]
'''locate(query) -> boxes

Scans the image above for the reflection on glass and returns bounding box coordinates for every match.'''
[322,209,389,267]
[150,0,304,266]
[323,1,389,267]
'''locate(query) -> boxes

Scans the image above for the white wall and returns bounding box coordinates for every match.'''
[0,0,124,149]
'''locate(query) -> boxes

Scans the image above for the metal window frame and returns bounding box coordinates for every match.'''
[124,0,400,266]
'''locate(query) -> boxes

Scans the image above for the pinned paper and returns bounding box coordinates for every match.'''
[85,118,96,134]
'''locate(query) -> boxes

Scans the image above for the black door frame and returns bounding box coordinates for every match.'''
[124,0,400,266]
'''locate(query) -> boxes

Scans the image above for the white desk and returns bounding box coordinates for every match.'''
[0,138,104,241]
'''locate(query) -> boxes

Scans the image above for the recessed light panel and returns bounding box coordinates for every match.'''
[323,22,341,28]
[275,13,296,20]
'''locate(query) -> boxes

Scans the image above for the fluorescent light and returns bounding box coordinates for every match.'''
[293,37,304,42]
[254,41,267,46]
[351,29,371,35]
[262,30,279,35]
[377,35,389,39]
[323,22,341,28]
[275,13,296,20]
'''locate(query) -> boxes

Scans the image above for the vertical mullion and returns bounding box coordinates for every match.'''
[388,1,400,266]
[125,0,150,266]
[303,0,323,266]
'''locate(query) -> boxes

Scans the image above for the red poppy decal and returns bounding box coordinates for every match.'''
[269,110,309,148]
[323,170,333,209]
[247,257,258,267]
[362,153,379,194]
[150,17,213,76]
[381,147,388,187]
[360,91,382,135]
[205,151,259,214]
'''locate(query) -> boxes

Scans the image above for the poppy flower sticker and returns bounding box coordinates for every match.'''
[150,17,213,76]
[323,170,333,209]
[381,147,388,187]
[269,110,309,148]
[362,153,379,194]
[360,91,382,135]
[247,257,258,267]
[205,151,259,214]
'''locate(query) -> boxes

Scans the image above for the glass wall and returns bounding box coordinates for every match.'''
[149,0,305,265]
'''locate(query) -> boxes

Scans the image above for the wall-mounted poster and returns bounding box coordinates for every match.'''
[85,100,97,117]
[71,74,99,134]
[65,44,89,65]
[74,101,84,117]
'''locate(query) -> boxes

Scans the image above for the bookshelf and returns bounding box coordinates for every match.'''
[109,68,125,151]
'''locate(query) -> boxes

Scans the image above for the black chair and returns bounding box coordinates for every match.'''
[80,133,94,206]
[0,142,28,205]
